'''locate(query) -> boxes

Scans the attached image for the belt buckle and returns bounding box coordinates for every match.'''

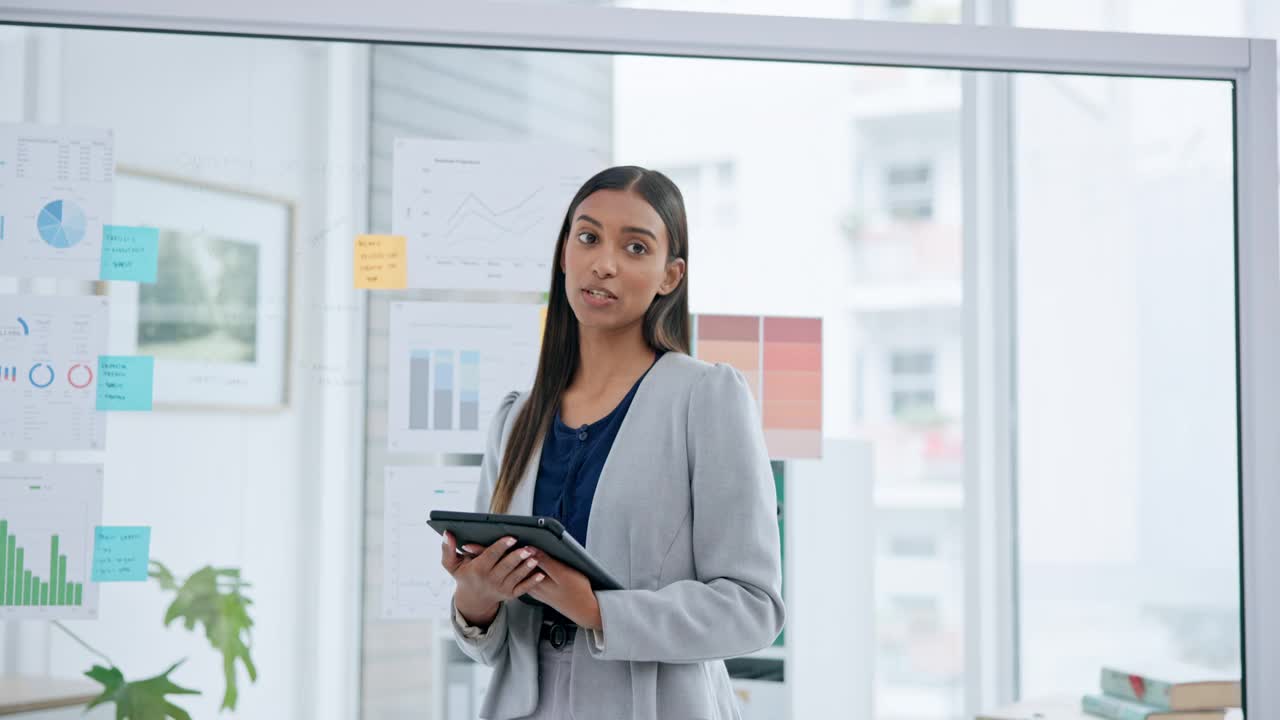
[548,622,570,649]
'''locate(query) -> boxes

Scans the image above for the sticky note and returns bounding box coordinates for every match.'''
[100,225,160,283]
[92,526,152,582]
[95,355,154,411]
[355,234,407,289]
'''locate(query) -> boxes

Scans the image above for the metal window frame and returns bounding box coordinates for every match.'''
[0,2,1274,718]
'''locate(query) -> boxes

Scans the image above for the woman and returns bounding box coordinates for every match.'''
[440,165,784,720]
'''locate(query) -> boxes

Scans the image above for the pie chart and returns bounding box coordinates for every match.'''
[36,200,87,249]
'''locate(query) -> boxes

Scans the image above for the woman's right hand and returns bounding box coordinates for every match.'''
[442,531,545,627]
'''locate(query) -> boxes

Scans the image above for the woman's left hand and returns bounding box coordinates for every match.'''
[526,549,603,630]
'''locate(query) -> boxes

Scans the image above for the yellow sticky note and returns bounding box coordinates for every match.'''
[354,234,407,289]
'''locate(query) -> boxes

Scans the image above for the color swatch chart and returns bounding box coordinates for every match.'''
[382,466,479,620]
[0,295,108,450]
[693,314,823,459]
[391,139,601,291]
[0,123,114,280]
[387,302,541,453]
[0,463,103,619]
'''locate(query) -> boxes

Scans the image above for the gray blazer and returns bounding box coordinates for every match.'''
[451,351,786,720]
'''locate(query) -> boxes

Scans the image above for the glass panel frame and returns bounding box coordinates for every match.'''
[0,4,1273,719]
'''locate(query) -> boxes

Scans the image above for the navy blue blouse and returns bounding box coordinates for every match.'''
[532,351,664,549]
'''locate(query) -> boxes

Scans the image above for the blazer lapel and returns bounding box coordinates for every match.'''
[583,352,671,559]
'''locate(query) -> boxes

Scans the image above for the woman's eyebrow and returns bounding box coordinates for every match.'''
[575,214,657,240]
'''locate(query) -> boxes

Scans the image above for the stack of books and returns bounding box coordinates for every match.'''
[973,666,1241,720]
[1080,665,1242,720]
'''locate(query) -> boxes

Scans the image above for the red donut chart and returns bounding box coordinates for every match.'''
[67,363,94,389]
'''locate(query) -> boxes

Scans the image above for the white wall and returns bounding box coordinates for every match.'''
[5,28,366,720]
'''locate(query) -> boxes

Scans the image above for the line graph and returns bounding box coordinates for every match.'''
[444,186,544,228]
[391,139,602,291]
[439,188,550,249]
[382,466,479,620]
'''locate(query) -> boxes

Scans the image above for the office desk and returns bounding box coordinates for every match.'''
[0,676,101,718]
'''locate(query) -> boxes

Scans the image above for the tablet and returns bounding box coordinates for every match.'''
[427,510,624,593]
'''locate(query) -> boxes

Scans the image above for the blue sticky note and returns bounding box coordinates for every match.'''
[100,225,160,283]
[95,356,154,411]
[91,526,152,582]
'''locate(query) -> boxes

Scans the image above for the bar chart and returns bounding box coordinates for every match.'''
[0,462,102,619]
[0,521,85,607]
[408,349,481,432]
[388,302,540,453]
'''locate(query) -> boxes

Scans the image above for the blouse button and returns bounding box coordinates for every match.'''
[578,430,588,441]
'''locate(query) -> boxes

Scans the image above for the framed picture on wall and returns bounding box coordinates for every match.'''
[96,168,293,410]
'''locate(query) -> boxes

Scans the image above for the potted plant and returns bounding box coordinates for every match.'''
[53,561,257,720]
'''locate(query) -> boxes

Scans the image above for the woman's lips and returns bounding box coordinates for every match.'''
[581,288,617,307]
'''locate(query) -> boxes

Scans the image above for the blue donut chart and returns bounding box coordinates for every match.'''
[28,363,55,388]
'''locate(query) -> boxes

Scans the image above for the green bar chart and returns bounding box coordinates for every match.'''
[0,523,85,608]
[0,463,102,619]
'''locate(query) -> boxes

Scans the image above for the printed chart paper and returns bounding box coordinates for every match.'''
[0,124,114,280]
[0,463,103,619]
[391,139,601,291]
[387,301,541,453]
[382,466,479,620]
[0,296,109,450]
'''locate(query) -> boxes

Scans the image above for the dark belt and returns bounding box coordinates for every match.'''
[539,620,577,649]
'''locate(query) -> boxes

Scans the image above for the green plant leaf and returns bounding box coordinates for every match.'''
[85,660,200,720]
[148,560,179,592]
[154,565,256,711]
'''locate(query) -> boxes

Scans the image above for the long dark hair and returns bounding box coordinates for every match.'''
[490,166,690,513]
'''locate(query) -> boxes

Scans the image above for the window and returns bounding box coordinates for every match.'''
[885,0,914,21]
[893,594,940,618]
[884,161,935,221]
[1013,73,1239,698]
[890,349,937,420]
[4,16,1252,720]
[655,160,738,230]
[891,534,939,558]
